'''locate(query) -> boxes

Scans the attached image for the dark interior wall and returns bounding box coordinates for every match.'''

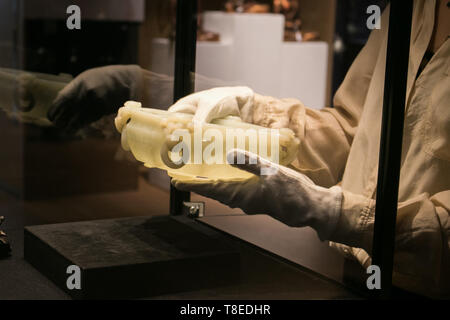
[0,0,22,69]
[200,0,226,11]
[332,0,388,97]
[23,0,144,76]
[24,20,139,76]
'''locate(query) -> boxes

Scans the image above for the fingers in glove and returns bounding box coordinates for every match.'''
[167,102,198,114]
[172,178,243,203]
[172,177,264,213]
[172,180,218,209]
[47,78,82,128]
[168,94,198,114]
[48,97,76,129]
[47,95,64,122]
[47,93,67,122]
[172,178,210,192]
[226,149,278,176]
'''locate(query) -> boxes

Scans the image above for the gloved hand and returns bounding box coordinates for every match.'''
[172,149,343,240]
[168,86,255,124]
[48,65,143,132]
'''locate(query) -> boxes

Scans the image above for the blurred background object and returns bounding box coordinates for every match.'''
[274,0,303,41]
[198,0,221,41]
[224,0,271,13]
[223,0,319,42]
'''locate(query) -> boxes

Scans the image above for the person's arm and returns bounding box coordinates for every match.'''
[247,6,388,187]
[331,189,450,297]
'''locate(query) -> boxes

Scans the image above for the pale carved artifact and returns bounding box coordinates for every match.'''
[115,101,299,182]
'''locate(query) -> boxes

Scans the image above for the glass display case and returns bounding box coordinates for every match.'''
[0,0,443,300]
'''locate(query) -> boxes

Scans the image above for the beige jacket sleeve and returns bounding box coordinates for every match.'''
[247,2,449,297]
[247,10,387,187]
[331,190,450,296]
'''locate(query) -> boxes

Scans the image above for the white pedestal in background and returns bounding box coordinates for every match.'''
[151,11,328,109]
[280,41,328,108]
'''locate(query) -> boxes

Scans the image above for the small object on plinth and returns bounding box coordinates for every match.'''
[225,0,244,13]
[225,1,270,14]
[274,0,301,37]
[274,0,320,42]
[197,30,220,42]
[244,3,270,13]
[301,31,320,42]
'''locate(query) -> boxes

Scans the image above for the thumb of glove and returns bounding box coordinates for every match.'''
[226,149,279,176]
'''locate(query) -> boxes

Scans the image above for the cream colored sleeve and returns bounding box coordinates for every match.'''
[246,7,388,188]
[330,190,450,297]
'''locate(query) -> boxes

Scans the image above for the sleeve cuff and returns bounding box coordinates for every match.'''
[328,190,375,252]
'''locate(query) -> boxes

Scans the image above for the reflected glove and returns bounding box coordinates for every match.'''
[168,86,254,124]
[172,149,343,240]
[48,65,143,132]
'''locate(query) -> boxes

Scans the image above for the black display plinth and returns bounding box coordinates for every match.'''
[24,216,240,299]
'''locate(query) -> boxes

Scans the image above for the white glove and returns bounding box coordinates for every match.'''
[172,149,343,240]
[168,86,254,124]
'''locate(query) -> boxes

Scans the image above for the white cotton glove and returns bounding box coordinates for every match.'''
[167,86,255,124]
[172,149,343,240]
